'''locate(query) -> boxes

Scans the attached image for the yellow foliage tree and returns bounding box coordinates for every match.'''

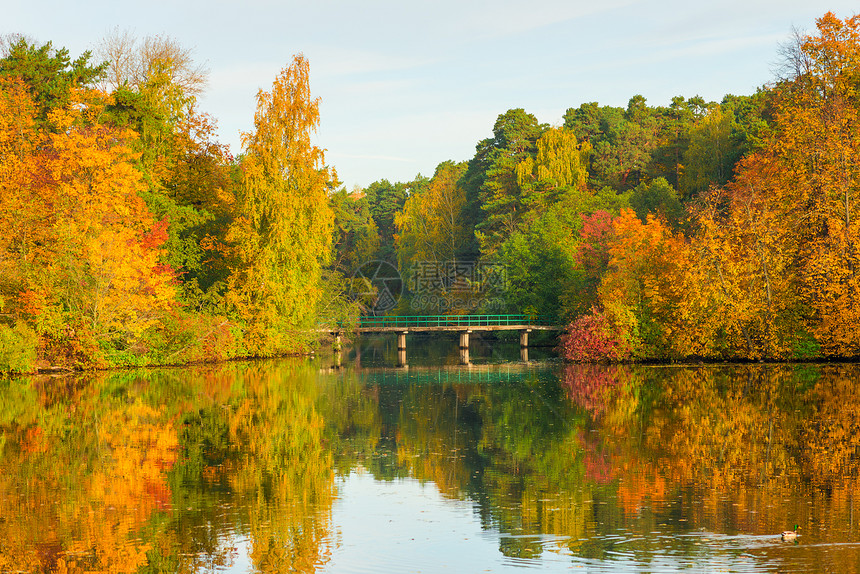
[227,54,335,354]
[516,127,589,192]
[395,161,469,267]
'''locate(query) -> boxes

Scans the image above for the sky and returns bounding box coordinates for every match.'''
[4,1,857,189]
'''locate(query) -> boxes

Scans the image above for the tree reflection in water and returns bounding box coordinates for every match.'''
[3,361,860,571]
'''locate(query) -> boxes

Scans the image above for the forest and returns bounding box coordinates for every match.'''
[2,11,860,372]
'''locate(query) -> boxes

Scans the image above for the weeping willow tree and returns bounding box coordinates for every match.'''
[228,54,335,355]
[515,127,590,207]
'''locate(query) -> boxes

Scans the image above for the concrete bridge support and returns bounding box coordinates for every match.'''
[397,330,408,368]
[520,329,532,348]
[459,330,472,350]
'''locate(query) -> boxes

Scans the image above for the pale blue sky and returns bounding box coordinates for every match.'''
[4,1,855,189]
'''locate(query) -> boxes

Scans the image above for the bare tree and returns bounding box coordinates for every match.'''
[97,28,208,96]
[773,26,812,82]
[0,33,33,57]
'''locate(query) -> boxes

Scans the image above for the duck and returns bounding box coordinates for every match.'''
[781,524,800,541]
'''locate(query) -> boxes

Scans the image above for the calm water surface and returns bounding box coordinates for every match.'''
[4,334,860,572]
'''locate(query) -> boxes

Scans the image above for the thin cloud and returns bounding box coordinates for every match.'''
[445,0,637,40]
[330,153,416,163]
[310,46,438,78]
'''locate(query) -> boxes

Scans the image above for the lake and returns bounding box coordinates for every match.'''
[3,333,860,573]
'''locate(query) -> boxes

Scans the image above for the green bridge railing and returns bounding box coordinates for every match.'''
[356,314,558,329]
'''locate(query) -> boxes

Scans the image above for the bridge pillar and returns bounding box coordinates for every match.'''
[520,329,531,348]
[459,330,472,350]
[520,346,529,363]
[333,331,342,351]
[397,330,408,368]
[460,347,470,365]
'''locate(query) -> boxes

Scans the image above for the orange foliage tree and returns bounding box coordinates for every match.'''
[0,78,49,312]
[781,13,860,355]
[0,81,177,367]
[47,94,176,339]
[688,12,860,359]
[595,208,695,359]
[686,168,806,360]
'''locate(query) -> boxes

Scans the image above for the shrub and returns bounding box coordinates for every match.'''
[0,322,38,374]
[560,307,634,362]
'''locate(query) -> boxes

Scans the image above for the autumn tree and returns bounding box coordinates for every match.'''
[515,126,590,209]
[395,161,470,267]
[686,175,806,360]
[595,209,694,359]
[94,32,236,317]
[701,12,860,358]
[97,33,232,308]
[0,79,180,370]
[0,77,45,370]
[227,54,335,354]
[51,101,176,339]
[779,13,860,356]
[98,31,213,196]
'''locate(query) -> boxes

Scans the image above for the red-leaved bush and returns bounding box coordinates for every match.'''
[560,308,632,362]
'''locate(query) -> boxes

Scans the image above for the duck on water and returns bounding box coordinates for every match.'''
[781,525,800,541]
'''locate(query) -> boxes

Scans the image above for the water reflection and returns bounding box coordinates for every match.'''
[4,357,860,572]
[0,363,336,573]
[349,332,557,368]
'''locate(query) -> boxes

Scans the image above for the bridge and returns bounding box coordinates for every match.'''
[353,314,559,331]
[326,314,563,366]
